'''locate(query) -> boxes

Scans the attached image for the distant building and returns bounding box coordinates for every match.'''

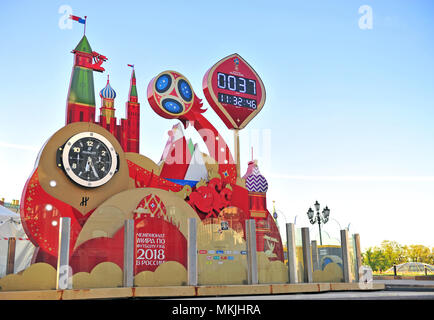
[0,198,20,213]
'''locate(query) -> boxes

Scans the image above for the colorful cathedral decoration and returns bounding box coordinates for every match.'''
[18,31,285,287]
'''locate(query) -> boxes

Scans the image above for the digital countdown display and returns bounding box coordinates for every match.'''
[203,53,266,130]
[217,72,257,96]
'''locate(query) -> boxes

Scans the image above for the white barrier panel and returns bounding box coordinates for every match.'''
[56,217,72,290]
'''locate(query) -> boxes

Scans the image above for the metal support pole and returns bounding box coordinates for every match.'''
[311,240,319,271]
[317,213,323,246]
[123,219,135,287]
[233,129,241,177]
[340,229,351,283]
[188,217,197,286]
[246,219,258,284]
[56,217,72,290]
[301,227,313,283]
[285,223,298,283]
[354,233,362,282]
[6,237,16,275]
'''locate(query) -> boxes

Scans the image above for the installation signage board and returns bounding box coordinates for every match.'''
[202,53,266,130]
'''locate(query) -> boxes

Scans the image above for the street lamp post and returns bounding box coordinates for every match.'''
[307,201,330,246]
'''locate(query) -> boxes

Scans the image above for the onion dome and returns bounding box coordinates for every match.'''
[243,160,268,193]
[99,75,116,99]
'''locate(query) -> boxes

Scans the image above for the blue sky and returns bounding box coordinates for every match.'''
[0,1,433,249]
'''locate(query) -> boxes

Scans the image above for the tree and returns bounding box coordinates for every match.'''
[405,245,432,264]
[362,241,433,273]
[362,246,388,272]
[381,240,406,265]
[362,248,377,271]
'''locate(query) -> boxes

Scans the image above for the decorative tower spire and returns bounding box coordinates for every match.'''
[272,200,279,229]
[65,35,96,124]
[99,74,117,124]
[128,64,138,103]
[272,200,277,218]
[126,65,140,153]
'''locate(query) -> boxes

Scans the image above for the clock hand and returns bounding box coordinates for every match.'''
[85,157,91,172]
[89,158,99,178]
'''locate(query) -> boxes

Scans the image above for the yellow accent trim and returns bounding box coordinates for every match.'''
[250,211,266,218]
[68,101,96,108]
[248,192,266,197]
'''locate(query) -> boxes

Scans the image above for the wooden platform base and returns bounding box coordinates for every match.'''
[0,282,385,300]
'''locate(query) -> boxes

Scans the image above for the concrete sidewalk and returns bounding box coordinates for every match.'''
[178,290,434,300]
[374,279,434,291]
[375,279,434,287]
[0,282,385,300]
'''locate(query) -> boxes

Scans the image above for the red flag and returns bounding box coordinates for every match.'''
[69,15,86,24]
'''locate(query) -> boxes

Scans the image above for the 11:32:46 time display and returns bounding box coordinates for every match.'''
[218,93,257,109]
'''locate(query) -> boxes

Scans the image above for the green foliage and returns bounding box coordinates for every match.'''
[362,241,433,272]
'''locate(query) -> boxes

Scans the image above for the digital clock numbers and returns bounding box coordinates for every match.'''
[217,72,257,96]
[218,93,256,109]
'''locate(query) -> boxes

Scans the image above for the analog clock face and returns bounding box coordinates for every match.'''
[60,132,118,188]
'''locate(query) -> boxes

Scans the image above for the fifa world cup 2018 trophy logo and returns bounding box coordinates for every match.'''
[234,57,239,71]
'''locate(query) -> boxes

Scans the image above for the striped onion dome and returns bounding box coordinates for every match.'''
[99,75,116,99]
[244,160,268,193]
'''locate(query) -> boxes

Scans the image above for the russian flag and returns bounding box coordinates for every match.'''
[69,15,86,24]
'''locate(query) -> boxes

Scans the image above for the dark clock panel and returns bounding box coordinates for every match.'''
[218,93,257,109]
[68,137,112,182]
[217,72,257,96]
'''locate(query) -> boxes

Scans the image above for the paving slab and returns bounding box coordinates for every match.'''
[0,282,385,300]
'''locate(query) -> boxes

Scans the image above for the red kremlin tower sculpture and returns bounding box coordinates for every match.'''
[65,35,140,153]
